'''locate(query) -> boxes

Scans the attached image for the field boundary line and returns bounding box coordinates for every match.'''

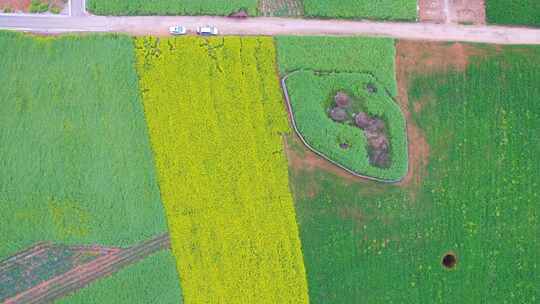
[280,70,409,184]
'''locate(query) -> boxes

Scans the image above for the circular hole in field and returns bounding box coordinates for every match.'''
[442,252,458,269]
[339,143,350,149]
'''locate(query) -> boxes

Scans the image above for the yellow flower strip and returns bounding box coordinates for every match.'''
[135,36,309,304]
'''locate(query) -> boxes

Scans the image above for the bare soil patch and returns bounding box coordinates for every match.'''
[396,40,486,75]
[285,133,363,185]
[449,0,486,25]
[0,0,65,13]
[395,40,492,191]
[0,0,30,11]
[418,0,446,23]
[419,0,486,25]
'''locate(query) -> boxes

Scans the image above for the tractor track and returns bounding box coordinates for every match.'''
[3,234,171,304]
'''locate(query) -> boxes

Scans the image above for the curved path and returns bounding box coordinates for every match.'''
[0,14,539,44]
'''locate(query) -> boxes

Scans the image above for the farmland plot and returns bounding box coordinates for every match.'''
[276,36,398,96]
[289,41,540,303]
[0,32,183,303]
[87,0,257,16]
[0,32,169,257]
[303,0,417,21]
[486,0,540,26]
[135,36,309,304]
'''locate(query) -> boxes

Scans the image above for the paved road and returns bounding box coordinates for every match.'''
[69,0,86,17]
[0,14,540,44]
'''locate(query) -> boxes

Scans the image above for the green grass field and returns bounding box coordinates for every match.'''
[290,44,540,303]
[303,0,417,21]
[276,36,398,96]
[486,0,540,26]
[87,0,257,16]
[0,32,169,255]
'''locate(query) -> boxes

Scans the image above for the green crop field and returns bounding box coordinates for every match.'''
[303,0,417,21]
[87,0,257,16]
[486,0,540,26]
[290,43,540,303]
[59,251,183,304]
[276,36,398,96]
[0,32,169,256]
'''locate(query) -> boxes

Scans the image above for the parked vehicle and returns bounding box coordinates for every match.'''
[169,25,187,35]
[197,26,219,36]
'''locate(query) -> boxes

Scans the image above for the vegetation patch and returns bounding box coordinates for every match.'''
[303,0,417,21]
[87,0,257,16]
[284,71,407,181]
[135,36,309,303]
[0,32,170,260]
[276,36,398,96]
[290,42,540,303]
[486,0,540,26]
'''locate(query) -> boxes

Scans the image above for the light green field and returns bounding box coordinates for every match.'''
[87,0,257,16]
[276,36,398,96]
[0,32,168,256]
[303,0,417,21]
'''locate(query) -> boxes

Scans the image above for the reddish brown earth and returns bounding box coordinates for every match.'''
[449,0,486,25]
[0,0,65,13]
[285,133,364,186]
[0,0,30,11]
[394,40,491,193]
[419,0,447,23]
[419,0,486,24]
[3,235,169,304]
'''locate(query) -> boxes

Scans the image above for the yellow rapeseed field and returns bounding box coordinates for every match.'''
[135,36,309,303]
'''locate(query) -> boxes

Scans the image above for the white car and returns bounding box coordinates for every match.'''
[169,25,187,35]
[197,26,219,36]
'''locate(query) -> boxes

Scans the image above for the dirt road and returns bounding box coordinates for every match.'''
[3,234,170,304]
[0,14,539,44]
